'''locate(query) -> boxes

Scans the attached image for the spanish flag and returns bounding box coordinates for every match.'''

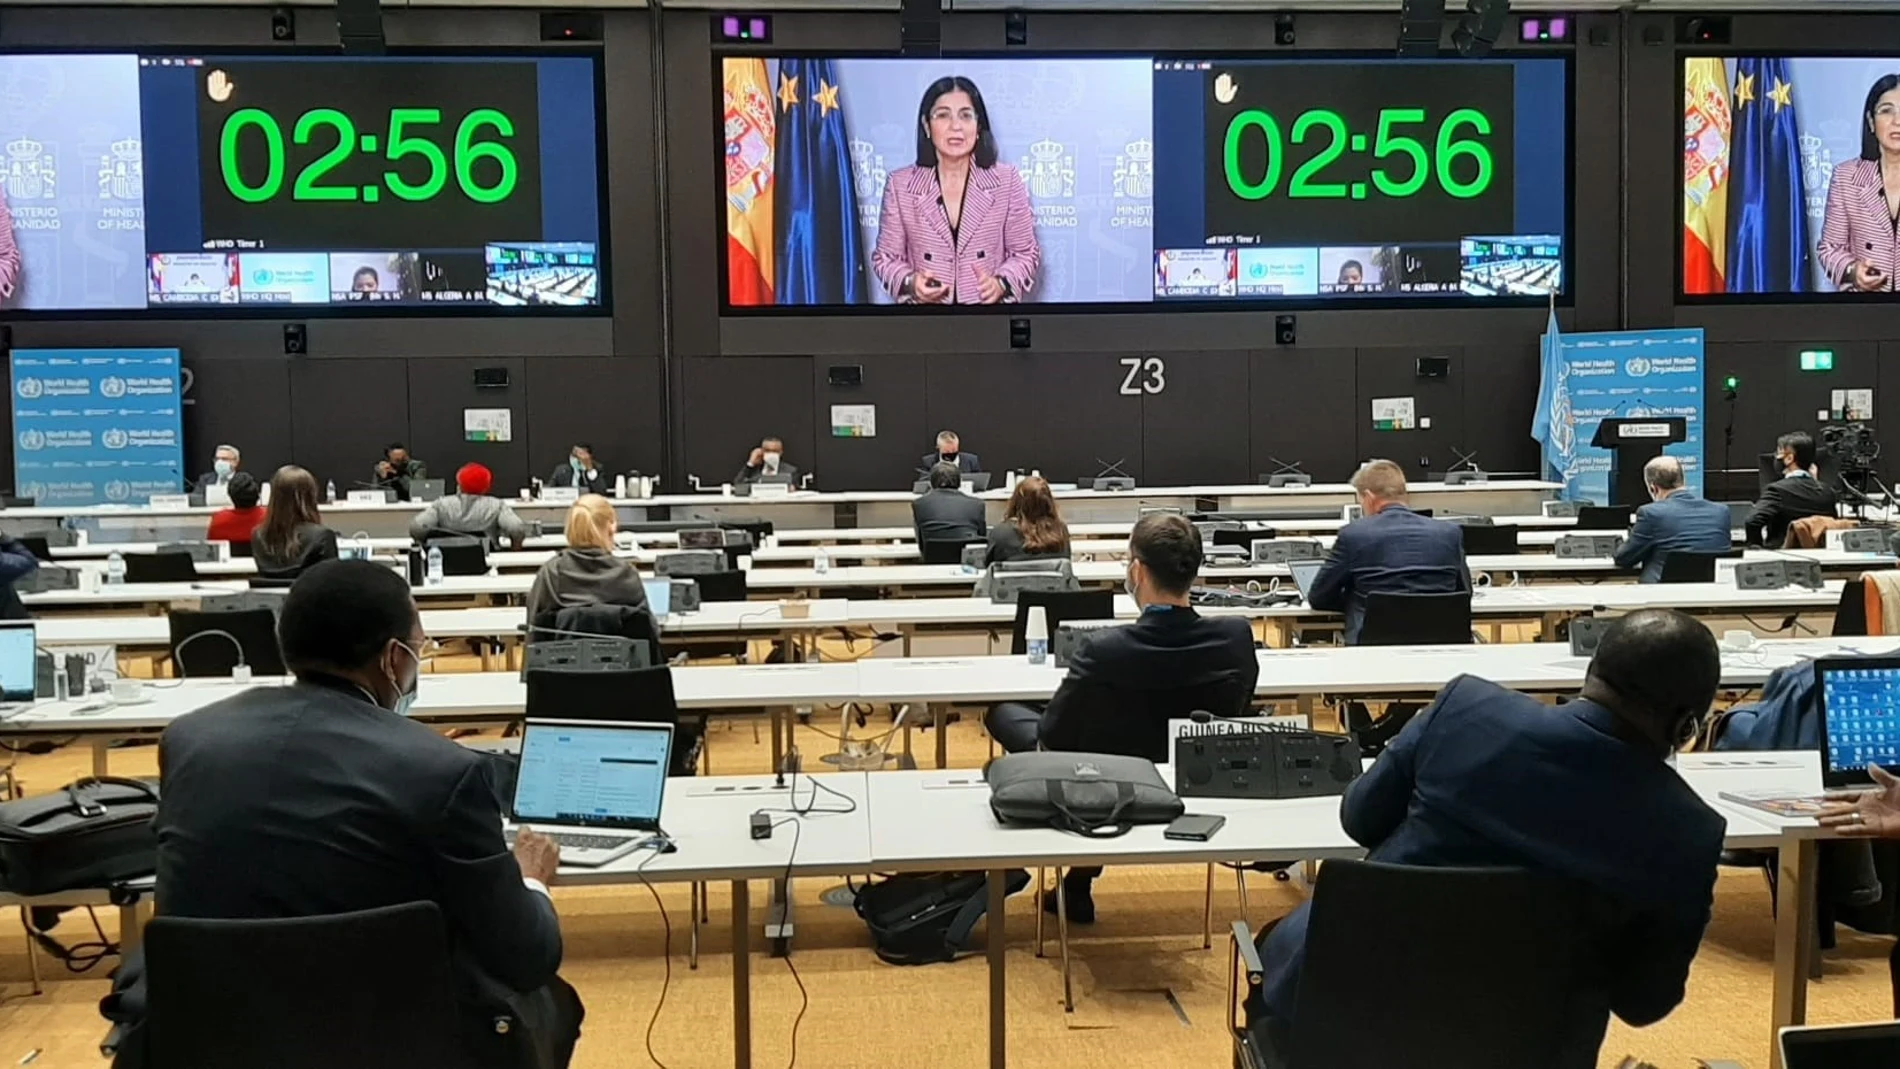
[1683,58,1732,295]
[724,58,776,306]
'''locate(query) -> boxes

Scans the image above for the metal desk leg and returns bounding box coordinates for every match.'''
[19,907,41,996]
[1769,837,1819,1069]
[92,739,110,778]
[1203,863,1215,949]
[733,879,752,1069]
[935,704,949,769]
[769,708,784,773]
[690,883,702,970]
[119,901,144,955]
[987,868,1007,1069]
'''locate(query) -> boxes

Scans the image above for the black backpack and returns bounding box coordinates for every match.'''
[852,870,1029,965]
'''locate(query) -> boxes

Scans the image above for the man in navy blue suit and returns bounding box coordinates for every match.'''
[1613,455,1733,583]
[920,429,981,476]
[1250,609,1727,1068]
[1307,459,1469,644]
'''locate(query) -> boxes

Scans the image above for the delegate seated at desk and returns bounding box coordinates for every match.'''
[526,495,655,639]
[205,471,265,548]
[1307,459,1469,644]
[0,534,37,620]
[410,463,529,549]
[1251,609,1726,1069]
[373,442,428,502]
[191,443,243,493]
[253,466,340,581]
[1747,431,1838,548]
[985,475,1070,565]
[547,442,608,497]
[920,429,980,476]
[984,513,1257,923]
[105,561,581,1069]
[735,436,799,485]
[1613,455,1732,583]
[912,462,988,548]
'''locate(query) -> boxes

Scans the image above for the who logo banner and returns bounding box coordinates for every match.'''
[10,348,183,507]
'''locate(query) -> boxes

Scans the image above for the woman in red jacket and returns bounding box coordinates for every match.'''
[204,471,265,548]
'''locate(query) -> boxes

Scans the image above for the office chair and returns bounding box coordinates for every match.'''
[1358,591,1473,646]
[1231,861,1593,1069]
[1459,523,1520,556]
[200,591,284,617]
[18,536,51,562]
[525,665,701,776]
[124,551,199,584]
[1658,549,1741,584]
[1574,505,1633,531]
[1211,528,1270,551]
[168,609,286,677]
[143,903,471,1069]
[1009,589,1115,656]
[530,603,663,668]
[414,535,487,577]
[692,570,749,603]
[247,576,297,590]
[228,540,254,559]
[921,538,985,565]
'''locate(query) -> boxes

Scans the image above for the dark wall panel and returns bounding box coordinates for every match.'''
[813,356,927,490]
[1457,344,1541,477]
[523,357,666,483]
[1140,352,1250,487]
[678,357,816,487]
[183,358,293,481]
[1249,348,1357,482]
[406,358,530,494]
[288,359,409,494]
[923,354,1133,482]
[1703,343,1782,485]
[1354,349,1466,482]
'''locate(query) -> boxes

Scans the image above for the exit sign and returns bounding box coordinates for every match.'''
[1800,350,1835,371]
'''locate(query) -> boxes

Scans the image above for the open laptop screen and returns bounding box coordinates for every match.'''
[1817,658,1900,787]
[512,720,672,829]
[0,622,36,702]
[1781,1022,1900,1068]
[643,578,672,617]
[1288,559,1324,602]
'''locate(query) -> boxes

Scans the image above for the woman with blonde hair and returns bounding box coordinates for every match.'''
[525,494,655,635]
[985,475,1070,565]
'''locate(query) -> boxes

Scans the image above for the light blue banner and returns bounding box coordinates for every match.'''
[1537,327,1706,504]
[11,348,184,506]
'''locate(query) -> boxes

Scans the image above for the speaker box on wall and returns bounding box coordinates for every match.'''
[282,323,307,355]
[335,0,385,55]
[1274,315,1296,346]
[1397,0,1447,57]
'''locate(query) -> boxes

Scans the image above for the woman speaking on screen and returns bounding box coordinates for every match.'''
[872,76,1041,304]
[1819,74,1900,292]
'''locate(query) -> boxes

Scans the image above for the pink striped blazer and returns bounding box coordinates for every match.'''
[871,163,1040,304]
[1818,158,1900,291]
[0,188,19,303]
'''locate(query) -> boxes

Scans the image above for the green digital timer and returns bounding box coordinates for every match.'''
[1222,106,1496,202]
[218,106,520,205]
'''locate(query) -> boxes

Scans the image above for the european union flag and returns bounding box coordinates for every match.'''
[1727,58,1811,293]
[773,58,869,304]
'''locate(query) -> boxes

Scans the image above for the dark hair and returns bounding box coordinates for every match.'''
[1004,476,1069,555]
[573,442,593,454]
[1861,74,1900,160]
[928,461,963,491]
[226,470,261,510]
[352,266,378,285]
[258,465,323,560]
[384,442,406,457]
[279,560,418,675]
[1338,259,1365,281]
[1586,609,1720,748]
[1130,514,1202,596]
[1778,431,1816,470]
[914,77,999,169]
[762,436,783,449]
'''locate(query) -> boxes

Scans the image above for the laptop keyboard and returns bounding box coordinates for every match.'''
[516,830,637,852]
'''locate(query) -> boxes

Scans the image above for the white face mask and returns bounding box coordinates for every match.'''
[385,641,421,717]
[763,452,781,471]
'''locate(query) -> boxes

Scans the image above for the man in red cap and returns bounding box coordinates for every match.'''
[408,462,529,548]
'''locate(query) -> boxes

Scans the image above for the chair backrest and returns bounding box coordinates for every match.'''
[693,570,749,603]
[1287,860,1592,1069]
[168,609,286,677]
[525,665,693,776]
[145,902,466,1069]
[229,539,254,559]
[1658,549,1741,584]
[1574,505,1633,531]
[418,536,487,577]
[125,551,199,584]
[532,602,662,666]
[1010,589,1116,656]
[200,592,284,617]
[921,538,985,565]
[1838,577,1871,637]
[1359,591,1473,646]
[18,535,51,561]
[1460,523,1520,556]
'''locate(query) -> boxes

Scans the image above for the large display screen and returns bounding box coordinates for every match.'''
[0,52,605,314]
[1683,56,1900,298]
[721,54,1570,309]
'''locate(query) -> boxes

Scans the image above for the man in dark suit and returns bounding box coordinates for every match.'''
[736,436,800,485]
[1614,455,1734,583]
[1747,430,1838,547]
[1307,459,1469,644]
[920,429,981,476]
[984,513,1258,921]
[548,442,609,497]
[190,443,242,493]
[911,461,988,549]
[1251,609,1727,1068]
[123,560,581,1068]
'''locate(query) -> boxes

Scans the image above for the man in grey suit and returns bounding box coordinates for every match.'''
[912,461,987,550]
[1613,455,1733,583]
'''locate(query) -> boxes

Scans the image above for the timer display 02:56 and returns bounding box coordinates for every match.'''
[1199,62,1517,247]
[195,60,545,251]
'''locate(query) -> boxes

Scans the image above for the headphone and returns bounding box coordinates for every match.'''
[1591,673,1704,754]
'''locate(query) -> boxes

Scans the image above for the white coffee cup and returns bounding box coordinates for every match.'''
[1721,629,1758,651]
[111,678,144,703]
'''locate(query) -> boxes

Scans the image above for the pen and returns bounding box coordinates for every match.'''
[20,1049,41,1065]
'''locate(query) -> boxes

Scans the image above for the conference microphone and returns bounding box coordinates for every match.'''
[1189,709,1268,725]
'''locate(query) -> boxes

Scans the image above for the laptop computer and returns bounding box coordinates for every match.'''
[0,621,34,706]
[643,577,672,617]
[1815,656,1900,789]
[411,478,447,502]
[1287,559,1324,603]
[1780,1021,1900,1068]
[508,719,674,867]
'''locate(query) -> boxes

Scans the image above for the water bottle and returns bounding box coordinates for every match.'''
[106,551,125,586]
[1025,605,1049,666]
[326,479,337,504]
[813,545,831,575]
[426,545,444,586]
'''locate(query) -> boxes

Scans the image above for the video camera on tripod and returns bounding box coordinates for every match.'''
[1819,422,1891,516]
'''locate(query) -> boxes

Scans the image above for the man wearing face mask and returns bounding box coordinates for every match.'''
[1247,608,1726,1069]
[736,436,800,485]
[191,443,242,492]
[118,560,582,1069]
[982,513,1257,922]
[548,442,608,497]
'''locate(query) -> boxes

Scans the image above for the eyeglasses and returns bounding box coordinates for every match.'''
[1876,104,1900,120]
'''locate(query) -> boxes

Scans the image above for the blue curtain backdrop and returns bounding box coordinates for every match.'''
[773,58,869,304]
[1726,57,1811,293]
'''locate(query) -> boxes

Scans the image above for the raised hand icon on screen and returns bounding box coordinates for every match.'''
[206,69,235,104]
[1213,72,1238,106]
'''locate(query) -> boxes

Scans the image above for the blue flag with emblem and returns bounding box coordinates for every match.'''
[772,58,869,304]
[1532,299,1577,497]
[1726,57,1811,293]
